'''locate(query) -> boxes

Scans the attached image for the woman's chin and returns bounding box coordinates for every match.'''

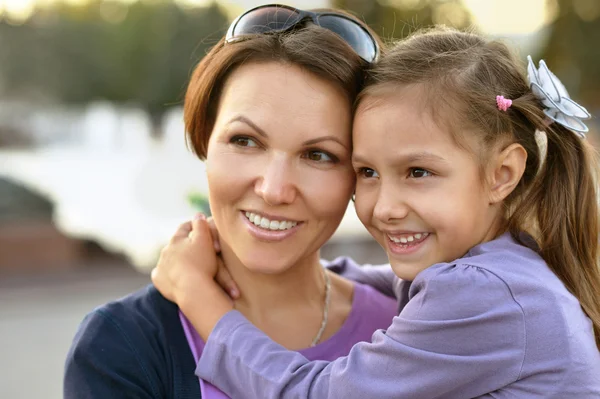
[238,253,297,275]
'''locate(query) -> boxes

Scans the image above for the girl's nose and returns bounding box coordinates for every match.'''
[372,183,409,223]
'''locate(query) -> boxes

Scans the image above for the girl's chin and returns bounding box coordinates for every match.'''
[389,261,429,282]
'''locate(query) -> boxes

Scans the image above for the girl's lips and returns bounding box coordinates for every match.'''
[386,232,430,256]
[240,211,302,242]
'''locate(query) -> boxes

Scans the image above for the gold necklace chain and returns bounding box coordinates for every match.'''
[310,269,331,347]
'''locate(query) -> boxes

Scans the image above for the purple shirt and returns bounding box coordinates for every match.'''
[196,233,600,398]
[180,281,397,399]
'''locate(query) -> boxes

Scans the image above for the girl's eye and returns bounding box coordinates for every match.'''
[357,167,379,178]
[231,136,258,148]
[409,168,431,178]
[305,150,336,163]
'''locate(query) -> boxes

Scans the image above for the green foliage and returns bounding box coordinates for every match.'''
[333,0,473,42]
[0,0,229,126]
[541,0,600,108]
[187,191,211,216]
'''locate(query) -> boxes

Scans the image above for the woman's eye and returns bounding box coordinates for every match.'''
[305,150,335,163]
[409,168,431,178]
[357,167,379,178]
[231,136,258,148]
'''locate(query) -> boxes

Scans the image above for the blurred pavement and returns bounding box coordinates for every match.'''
[0,262,149,399]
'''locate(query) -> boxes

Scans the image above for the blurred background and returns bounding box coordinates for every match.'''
[0,0,597,397]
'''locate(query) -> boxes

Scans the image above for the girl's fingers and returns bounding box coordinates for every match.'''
[215,257,240,299]
[172,221,193,241]
[189,213,213,247]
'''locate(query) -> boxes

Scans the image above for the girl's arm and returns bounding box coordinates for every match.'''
[195,268,525,398]
[152,217,525,398]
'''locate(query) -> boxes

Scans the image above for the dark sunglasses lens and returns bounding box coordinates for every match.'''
[317,15,376,62]
[232,6,300,36]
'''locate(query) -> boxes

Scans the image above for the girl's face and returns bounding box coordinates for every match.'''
[352,87,500,280]
[205,61,355,274]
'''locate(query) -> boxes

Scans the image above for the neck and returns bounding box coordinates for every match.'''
[219,243,326,328]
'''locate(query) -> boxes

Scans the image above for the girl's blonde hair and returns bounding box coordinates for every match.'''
[360,26,600,348]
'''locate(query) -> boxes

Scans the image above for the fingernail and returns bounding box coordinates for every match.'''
[194,213,206,221]
[229,288,239,298]
[214,241,221,252]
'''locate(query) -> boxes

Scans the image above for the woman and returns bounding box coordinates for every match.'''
[63,5,397,399]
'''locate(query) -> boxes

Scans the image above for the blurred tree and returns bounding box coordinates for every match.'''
[0,0,229,137]
[333,0,473,42]
[541,0,600,109]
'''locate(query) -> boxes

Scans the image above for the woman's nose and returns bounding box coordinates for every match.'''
[254,155,297,206]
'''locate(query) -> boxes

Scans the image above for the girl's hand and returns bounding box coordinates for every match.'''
[152,214,233,340]
[152,214,219,305]
[205,217,240,300]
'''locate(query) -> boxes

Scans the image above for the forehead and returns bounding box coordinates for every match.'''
[352,86,484,166]
[214,61,351,134]
[355,86,448,141]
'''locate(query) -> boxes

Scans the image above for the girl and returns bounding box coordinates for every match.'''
[153,27,600,397]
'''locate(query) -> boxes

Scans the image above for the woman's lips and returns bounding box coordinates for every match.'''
[241,211,303,242]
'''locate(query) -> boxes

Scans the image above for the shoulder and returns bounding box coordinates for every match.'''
[75,284,176,345]
[64,285,198,398]
[387,263,527,382]
[408,261,525,322]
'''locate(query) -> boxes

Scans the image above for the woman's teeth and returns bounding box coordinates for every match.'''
[245,212,298,231]
[388,232,429,244]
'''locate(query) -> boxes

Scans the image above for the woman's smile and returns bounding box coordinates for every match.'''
[241,210,304,242]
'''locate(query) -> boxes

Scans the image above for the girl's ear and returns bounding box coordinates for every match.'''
[488,143,527,204]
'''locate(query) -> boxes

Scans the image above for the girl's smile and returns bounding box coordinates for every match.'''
[352,84,501,281]
[385,231,431,256]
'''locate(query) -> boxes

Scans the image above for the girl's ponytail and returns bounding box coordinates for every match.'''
[524,123,600,347]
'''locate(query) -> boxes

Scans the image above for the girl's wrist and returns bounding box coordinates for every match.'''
[180,279,234,341]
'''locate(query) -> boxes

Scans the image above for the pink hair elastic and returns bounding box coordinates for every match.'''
[496,95,512,111]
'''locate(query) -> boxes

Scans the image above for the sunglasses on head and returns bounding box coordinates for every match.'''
[225,4,379,63]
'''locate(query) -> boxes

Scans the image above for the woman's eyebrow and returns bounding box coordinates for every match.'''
[226,115,349,150]
[303,136,349,150]
[226,115,268,138]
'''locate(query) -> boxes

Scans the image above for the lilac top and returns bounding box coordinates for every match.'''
[180,281,397,399]
[196,233,600,398]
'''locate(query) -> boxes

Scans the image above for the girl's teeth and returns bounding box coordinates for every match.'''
[389,232,429,244]
[245,212,297,231]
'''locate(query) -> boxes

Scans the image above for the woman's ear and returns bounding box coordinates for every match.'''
[488,143,527,204]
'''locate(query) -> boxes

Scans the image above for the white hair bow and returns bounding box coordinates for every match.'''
[527,55,591,138]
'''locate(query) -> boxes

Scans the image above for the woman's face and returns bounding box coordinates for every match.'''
[205,61,355,274]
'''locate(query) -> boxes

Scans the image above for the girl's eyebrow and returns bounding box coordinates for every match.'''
[352,151,449,165]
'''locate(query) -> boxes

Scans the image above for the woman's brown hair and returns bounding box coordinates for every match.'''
[360,26,600,348]
[184,10,378,160]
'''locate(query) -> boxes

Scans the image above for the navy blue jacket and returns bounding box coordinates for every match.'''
[64,285,201,399]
